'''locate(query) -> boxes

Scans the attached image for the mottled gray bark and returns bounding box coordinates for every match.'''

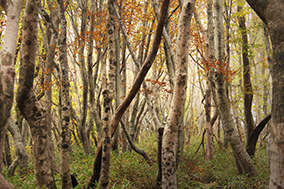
[17,0,56,187]
[0,0,24,174]
[162,1,195,188]
[7,118,28,176]
[58,0,72,188]
[245,0,284,187]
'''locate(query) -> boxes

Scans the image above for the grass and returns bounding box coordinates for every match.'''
[5,134,269,188]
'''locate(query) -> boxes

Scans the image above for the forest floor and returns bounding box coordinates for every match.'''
[6,134,269,188]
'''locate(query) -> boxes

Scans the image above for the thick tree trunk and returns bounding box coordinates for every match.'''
[17,0,55,187]
[245,1,284,187]
[215,74,258,176]
[112,22,121,152]
[0,174,13,189]
[0,0,24,173]
[214,0,257,178]
[162,1,195,188]
[206,0,215,160]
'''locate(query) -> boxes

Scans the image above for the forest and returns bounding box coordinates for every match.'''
[0,0,283,188]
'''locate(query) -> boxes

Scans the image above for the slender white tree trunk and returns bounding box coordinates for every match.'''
[162,1,195,188]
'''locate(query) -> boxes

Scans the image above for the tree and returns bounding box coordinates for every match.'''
[7,118,28,176]
[58,0,72,188]
[88,0,170,187]
[0,174,13,189]
[162,0,195,188]
[98,0,117,187]
[213,0,258,177]
[245,0,284,188]
[16,0,56,187]
[0,0,24,174]
[42,0,60,174]
[237,3,254,149]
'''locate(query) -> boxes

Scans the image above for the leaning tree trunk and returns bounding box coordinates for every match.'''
[162,1,195,188]
[0,0,24,174]
[0,174,13,189]
[17,0,55,187]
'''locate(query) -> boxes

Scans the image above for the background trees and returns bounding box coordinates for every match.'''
[0,0,278,188]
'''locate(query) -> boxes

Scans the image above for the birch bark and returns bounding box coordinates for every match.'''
[0,0,24,173]
[162,1,195,188]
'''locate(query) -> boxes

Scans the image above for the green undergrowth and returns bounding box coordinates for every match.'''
[6,134,269,188]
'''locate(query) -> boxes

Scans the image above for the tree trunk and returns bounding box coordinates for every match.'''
[245,1,284,187]
[78,2,91,155]
[7,118,28,176]
[0,0,24,173]
[205,80,213,160]
[17,0,55,187]
[44,4,60,173]
[98,0,117,187]
[87,0,97,148]
[237,4,254,148]
[246,114,271,156]
[162,1,195,188]
[98,90,112,189]
[120,39,128,152]
[88,0,170,187]
[214,0,257,177]
[156,127,164,187]
[0,121,9,173]
[112,21,121,152]
[58,0,72,188]
[0,174,13,189]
